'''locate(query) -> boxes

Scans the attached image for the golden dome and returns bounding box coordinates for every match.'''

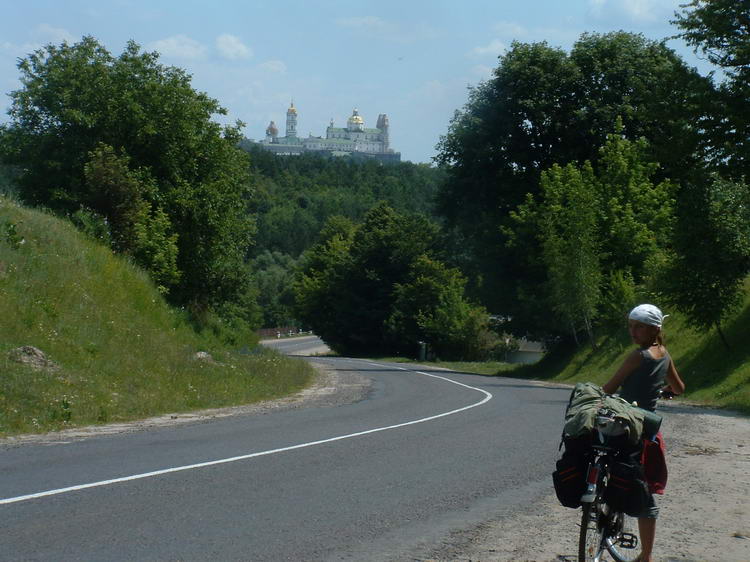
[348,108,364,124]
[287,101,297,115]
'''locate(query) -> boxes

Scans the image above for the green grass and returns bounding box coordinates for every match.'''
[384,282,750,415]
[522,282,750,414]
[0,196,315,436]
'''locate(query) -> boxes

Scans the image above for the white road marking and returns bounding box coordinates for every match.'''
[0,363,492,505]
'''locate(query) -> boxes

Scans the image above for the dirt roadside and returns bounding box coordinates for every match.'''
[422,401,750,562]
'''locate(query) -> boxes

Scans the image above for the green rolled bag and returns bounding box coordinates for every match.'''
[633,406,662,440]
[563,382,663,444]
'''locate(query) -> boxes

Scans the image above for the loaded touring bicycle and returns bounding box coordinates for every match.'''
[553,382,664,562]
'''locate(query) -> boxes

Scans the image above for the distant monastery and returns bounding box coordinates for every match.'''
[257,102,400,162]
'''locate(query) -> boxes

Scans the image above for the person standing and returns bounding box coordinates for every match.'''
[603,304,686,562]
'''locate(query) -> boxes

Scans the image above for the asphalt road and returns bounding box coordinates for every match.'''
[0,342,570,561]
[260,334,330,356]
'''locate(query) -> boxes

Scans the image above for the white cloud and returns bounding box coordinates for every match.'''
[335,15,437,43]
[259,60,287,74]
[587,0,680,24]
[487,19,578,50]
[409,79,450,101]
[0,25,75,64]
[472,39,507,57]
[34,24,76,45]
[216,34,252,60]
[1,41,27,55]
[493,21,528,39]
[622,0,669,22]
[336,16,394,33]
[471,64,494,79]
[148,34,207,60]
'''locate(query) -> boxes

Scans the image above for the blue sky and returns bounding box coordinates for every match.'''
[1,1,715,163]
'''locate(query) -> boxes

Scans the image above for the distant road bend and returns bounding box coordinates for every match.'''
[0,336,568,561]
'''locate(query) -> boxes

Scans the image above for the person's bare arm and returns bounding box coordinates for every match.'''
[664,358,686,395]
[603,349,642,394]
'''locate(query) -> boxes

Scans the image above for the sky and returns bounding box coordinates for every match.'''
[1,0,717,164]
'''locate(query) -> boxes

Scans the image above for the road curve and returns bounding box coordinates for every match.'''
[0,352,569,561]
[260,334,331,356]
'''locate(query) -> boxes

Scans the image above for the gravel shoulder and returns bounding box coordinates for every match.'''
[423,401,750,562]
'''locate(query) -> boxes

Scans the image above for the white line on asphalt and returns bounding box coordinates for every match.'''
[0,364,492,505]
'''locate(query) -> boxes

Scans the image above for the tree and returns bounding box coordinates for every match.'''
[0,164,19,198]
[657,176,750,348]
[0,37,256,327]
[435,32,711,327]
[509,130,675,340]
[335,202,437,354]
[673,1,750,179]
[82,143,179,290]
[242,145,446,259]
[537,163,601,345]
[252,251,300,328]
[294,203,491,358]
[387,255,496,360]
[667,3,750,346]
[594,127,676,279]
[293,216,356,352]
[672,1,749,71]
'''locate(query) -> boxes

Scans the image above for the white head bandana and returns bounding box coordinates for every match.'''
[628,304,667,328]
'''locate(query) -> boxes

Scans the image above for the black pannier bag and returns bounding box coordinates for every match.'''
[552,436,590,508]
[604,459,651,517]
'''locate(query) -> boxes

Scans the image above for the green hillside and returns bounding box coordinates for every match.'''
[0,196,314,436]
[515,283,750,414]
[408,282,750,414]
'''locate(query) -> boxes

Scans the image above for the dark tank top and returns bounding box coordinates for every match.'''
[620,348,669,412]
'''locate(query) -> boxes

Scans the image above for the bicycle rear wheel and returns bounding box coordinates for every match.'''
[578,501,605,561]
[605,511,640,562]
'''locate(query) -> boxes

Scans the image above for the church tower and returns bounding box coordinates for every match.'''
[376,114,390,152]
[286,101,298,138]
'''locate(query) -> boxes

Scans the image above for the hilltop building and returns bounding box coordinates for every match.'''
[258,102,400,162]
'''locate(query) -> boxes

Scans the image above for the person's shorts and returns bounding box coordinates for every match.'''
[637,492,659,519]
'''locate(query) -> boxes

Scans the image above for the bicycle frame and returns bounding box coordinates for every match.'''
[578,410,639,562]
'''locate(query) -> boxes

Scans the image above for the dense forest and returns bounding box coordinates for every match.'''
[240,144,446,329]
[433,2,750,350]
[1,1,748,359]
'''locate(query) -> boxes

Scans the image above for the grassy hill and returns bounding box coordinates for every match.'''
[0,196,314,437]
[523,287,750,414]
[434,283,750,415]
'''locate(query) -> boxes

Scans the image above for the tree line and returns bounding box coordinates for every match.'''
[241,144,446,331]
[436,2,750,348]
[1,1,748,358]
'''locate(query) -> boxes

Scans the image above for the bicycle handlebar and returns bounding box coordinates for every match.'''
[659,387,676,400]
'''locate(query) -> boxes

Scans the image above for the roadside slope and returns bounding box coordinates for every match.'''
[517,280,750,414]
[0,196,313,436]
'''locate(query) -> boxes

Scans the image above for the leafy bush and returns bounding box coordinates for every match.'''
[295,204,495,359]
